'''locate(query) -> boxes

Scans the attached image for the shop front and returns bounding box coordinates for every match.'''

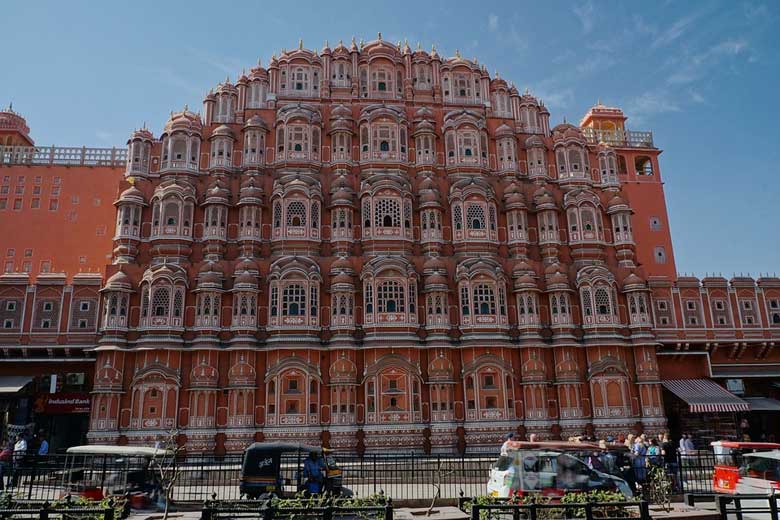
[711,365,780,443]
[661,378,750,446]
[0,365,93,452]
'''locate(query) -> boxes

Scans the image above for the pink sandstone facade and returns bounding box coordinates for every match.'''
[2,36,780,453]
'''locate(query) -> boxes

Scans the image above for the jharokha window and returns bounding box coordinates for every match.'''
[270,181,322,244]
[365,366,422,424]
[361,188,413,241]
[362,264,418,328]
[579,284,619,326]
[267,258,321,330]
[139,266,188,329]
[151,191,195,239]
[457,261,509,329]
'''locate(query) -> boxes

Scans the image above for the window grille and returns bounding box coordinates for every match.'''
[466,204,485,230]
[286,200,307,227]
[374,198,400,228]
[282,284,306,316]
[595,288,611,315]
[152,287,170,317]
[377,281,405,313]
[473,284,496,315]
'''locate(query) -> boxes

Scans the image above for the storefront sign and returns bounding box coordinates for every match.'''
[35,393,91,414]
[726,379,745,395]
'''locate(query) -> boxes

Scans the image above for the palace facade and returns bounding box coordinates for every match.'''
[2,36,780,454]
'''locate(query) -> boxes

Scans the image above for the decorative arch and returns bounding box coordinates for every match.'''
[268,256,321,329]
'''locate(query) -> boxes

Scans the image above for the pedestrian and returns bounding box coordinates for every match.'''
[684,433,695,454]
[36,432,48,456]
[11,434,27,488]
[678,433,688,456]
[302,451,325,494]
[632,435,648,483]
[661,432,679,491]
[529,433,538,442]
[647,438,662,466]
[0,439,11,491]
[500,432,515,456]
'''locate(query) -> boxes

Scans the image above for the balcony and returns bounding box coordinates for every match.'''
[160,159,199,173]
[188,416,215,428]
[0,145,127,167]
[593,406,632,418]
[582,128,654,148]
[227,414,254,428]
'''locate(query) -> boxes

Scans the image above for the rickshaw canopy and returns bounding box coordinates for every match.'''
[711,441,780,450]
[66,445,172,457]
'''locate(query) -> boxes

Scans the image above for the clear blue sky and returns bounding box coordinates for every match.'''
[3,1,778,277]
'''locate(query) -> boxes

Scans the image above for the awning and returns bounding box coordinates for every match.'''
[744,397,780,412]
[662,379,750,413]
[0,376,33,394]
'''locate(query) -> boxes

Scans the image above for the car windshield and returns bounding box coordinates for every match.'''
[741,456,780,481]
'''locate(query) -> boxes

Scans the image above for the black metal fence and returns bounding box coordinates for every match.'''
[0,450,732,503]
[464,501,651,520]
[201,498,393,520]
[717,493,780,520]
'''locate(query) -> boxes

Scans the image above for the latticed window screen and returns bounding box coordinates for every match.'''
[595,288,612,315]
[364,284,373,313]
[408,283,416,313]
[270,286,278,316]
[453,204,463,230]
[362,200,371,227]
[273,202,282,228]
[374,198,401,228]
[173,289,183,317]
[377,281,405,313]
[489,205,497,231]
[286,201,307,227]
[582,289,593,316]
[560,294,569,314]
[311,202,319,229]
[141,287,149,317]
[460,286,470,315]
[152,287,170,317]
[473,284,496,315]
[466,204,485,230]
[404,201,412,228]
[310,286,318,316]
[282,284,306,316]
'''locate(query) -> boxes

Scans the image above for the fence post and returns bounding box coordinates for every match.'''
[40,501,50,520]
[584,502,594,520]
[716,495,728,520]
[639,501,650,520]
[373,454,377,495]
[770,494,779,520]
[677,452,685,495]
[470,504,480,520]
[385,498,394,520]
[105,498,115,520]
[323,504,333,520]
[529,503,537,520]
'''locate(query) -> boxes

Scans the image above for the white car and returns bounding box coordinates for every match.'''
[486,442,632,498]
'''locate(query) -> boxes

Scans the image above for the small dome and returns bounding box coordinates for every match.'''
[552,123,584,143]
[607,195,630,213]
[425,273,448,286]
[164,109,203,135]
[199,261,224,274]
[423,255,447,272]
[332,272,353,285]
[495,123,514,138]
[211,125,235,139]
[533,187,556,209]
[234,272,257,286]
[117,185,145,205]
[235,257,259,273]
[514,273,538,289]
[244,115,269,131]
[623,272,645,287]
[525,135,545,149]
[331,256,352,272]
[128,128,154,143]
[103,270,132,291]
[330,104,353,120]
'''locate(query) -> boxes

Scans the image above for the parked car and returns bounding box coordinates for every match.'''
[487,441,633,498]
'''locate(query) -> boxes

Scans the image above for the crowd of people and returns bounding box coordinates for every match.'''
[0,430,49,490]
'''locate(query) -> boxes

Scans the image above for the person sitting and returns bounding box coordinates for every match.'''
[302,452,325,495]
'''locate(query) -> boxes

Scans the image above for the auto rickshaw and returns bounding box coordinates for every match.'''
[240,442,350,498]
[711,441,780,493]
[61,445,171,508]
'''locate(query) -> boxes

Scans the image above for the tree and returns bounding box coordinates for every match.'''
[148,429,185,520]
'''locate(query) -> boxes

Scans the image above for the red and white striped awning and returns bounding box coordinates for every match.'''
[662,379,750,413]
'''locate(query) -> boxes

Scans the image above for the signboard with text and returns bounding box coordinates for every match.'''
[34,393,91,414]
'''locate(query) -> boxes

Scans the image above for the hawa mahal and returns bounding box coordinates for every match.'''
[2,36,779,454]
